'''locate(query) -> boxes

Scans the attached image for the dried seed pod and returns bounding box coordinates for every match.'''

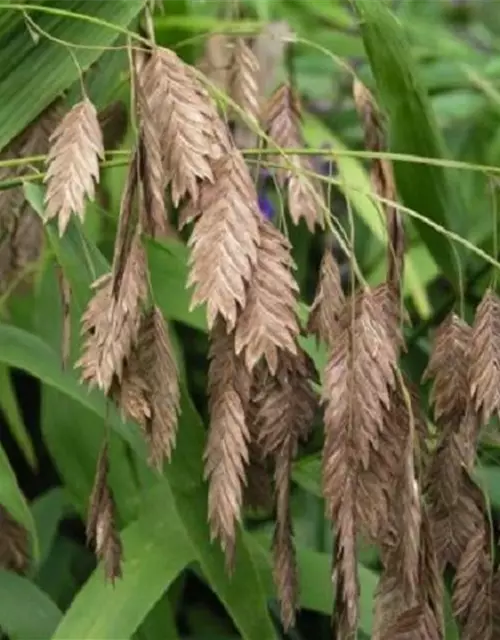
[264,83,326,231]
[141,47,230,206]
[86,442,122,583]
[307,248,344,349]
[204,318,252,569]
[115,306,180,470]
[185,150,261,331]
[44,98,104,236]
[234,219,300,374]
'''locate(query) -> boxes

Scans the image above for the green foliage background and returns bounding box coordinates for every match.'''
[1,1,500,638]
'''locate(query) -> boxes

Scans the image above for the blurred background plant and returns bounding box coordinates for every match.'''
[1,0,500,639]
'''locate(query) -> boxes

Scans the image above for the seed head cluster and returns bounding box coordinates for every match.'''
[1,14,499,639]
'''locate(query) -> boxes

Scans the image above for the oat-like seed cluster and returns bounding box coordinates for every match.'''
[2,15,494,637]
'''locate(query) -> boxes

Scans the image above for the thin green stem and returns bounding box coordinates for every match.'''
[490,175,499,290]
[3,147,500,177]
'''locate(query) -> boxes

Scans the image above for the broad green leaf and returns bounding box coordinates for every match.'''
[353,0,467,288]
[0,570,61,640]
[0,1,143,150]
[0,440,38,564]
[0,362,36,468]
[52,484,193,640]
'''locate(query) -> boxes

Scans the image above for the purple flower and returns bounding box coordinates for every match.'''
[258,194,274,220]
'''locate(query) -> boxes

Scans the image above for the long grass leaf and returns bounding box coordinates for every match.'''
[0,570,61,640]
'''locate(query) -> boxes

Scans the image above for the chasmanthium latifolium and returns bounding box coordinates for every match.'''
[23,17,500,637]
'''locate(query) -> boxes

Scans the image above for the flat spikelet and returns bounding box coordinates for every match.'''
[423,314,484,571]
[470,288,500,425]
[244,374,274,513]
[1,101,62,223]
[234,219,300,374]
[418,514,445,639]
[322,288,399,498]
[228,38,260,126]
[287,170,327,234]
[423,313,471,423]
[331,516,360,637]
[390,440,422,601]
[355,383,415,543]
[429,462,484,571]
[254,350,317,629]
[263,83,301,184]
[264,83,325,231]
[353,79,394,209]
[77,235,147,394]
[185,150,261,331]
[356,372,427,639]
[272,443,298,631]
[451,478,494,640]
[204,318,252,568]
[423,314,493,637]
[141,47,229,206]
[44,98,104,236]
[136,86,167,237]
[116,306,180,469]
[322,286,400,635]
[307,247,344,349]
[373,511,444,640]
[86,442,122,583]
[255,350,317,458]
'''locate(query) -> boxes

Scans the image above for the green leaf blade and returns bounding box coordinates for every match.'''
[0,1,143,150]
[0,441,39,566]
[0,570,61,640]
[52,484,194,640]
